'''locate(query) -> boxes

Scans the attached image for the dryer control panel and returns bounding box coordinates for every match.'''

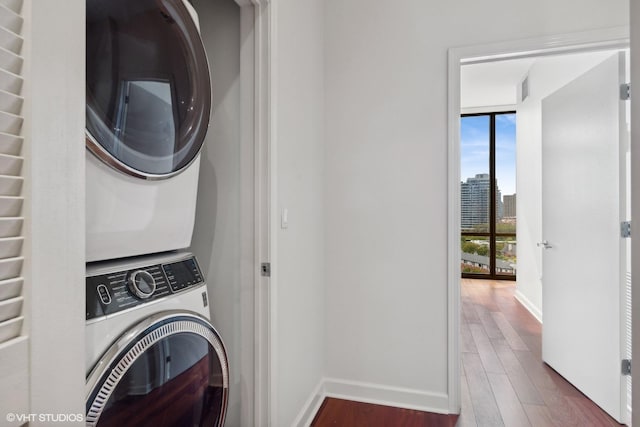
[86,255,204,320]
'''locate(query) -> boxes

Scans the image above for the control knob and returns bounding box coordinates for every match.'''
[128,270,156,299]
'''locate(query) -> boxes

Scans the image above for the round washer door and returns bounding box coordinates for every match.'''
[86,312,228,427]
[86,0,211,179]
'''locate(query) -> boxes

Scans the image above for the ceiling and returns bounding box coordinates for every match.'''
[461,57,535,110]
[460,50,622,111]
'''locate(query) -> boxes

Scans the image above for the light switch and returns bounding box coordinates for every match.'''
[281,208,289,229]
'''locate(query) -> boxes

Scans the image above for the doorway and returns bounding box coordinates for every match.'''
[448,28,631,424]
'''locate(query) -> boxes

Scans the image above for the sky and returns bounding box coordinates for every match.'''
[460,113,516,196]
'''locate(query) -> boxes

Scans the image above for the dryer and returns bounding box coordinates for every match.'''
[85,0,212,262]
[85,252,228,427]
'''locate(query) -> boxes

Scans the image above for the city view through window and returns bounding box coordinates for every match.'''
[461,113,516,278]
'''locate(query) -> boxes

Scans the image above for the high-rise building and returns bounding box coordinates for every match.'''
[461,173,502,229]
[503,194,516,217]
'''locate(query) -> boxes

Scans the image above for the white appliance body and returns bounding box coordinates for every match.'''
[85,252,228,427]
[85,0,210,262]
[86,153,201,262]
[85,255,209,371]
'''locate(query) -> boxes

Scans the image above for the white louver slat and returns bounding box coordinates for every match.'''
[0,0,23,346]
[0,0,22,15]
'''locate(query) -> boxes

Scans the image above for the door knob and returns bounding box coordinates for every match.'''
[537,240,553,249]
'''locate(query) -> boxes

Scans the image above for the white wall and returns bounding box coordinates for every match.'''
[189,1,247,426]
[324,0,627,413]
[273,0,326,425]
[28,0,86,421]
[515,50,621,321]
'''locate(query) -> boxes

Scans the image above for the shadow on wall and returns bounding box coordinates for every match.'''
[190,0,243,426]
[192,150,218,272]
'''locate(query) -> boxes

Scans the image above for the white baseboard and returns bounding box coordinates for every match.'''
[323,378,449,414]
[514,289,543,323]
[292,380,325,427]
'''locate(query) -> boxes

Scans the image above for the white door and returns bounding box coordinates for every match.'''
[541,52,629,424]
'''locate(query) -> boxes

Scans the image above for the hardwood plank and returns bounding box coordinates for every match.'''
[542,363,583,399]
[461,321,478,353]
[540,391,597,427]
[463,300,481,324]
[565,395,622,427]
[459,375,478,427]
[519,333,542,358]
[470,283,501,312]
[491,311,529,351]
[462,352,504,427]
[516,346,616,426]
[514,350,559,393]
[522,404,558,427]
[492,341,544,405]
[487,373,531,427]
[475,305,504,340]
[469,323,505,374]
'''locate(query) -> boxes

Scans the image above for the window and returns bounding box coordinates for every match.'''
[460,112,516,279]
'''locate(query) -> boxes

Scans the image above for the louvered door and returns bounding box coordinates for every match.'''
[0,0,24,345]
[0,0,27,423]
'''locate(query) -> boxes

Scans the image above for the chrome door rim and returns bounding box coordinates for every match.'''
[85,311,229,427]
[85,0,212,181]
[85,132,204,181]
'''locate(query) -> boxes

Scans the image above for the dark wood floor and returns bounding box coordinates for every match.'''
[311,398,458,427]
[311,279,624,427]
[459,279,622,427]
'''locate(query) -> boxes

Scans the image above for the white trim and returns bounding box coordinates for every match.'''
[458,26,629,64]
[235,0,272,425]
[447,25,630,417]
[267,0,279,426]
[292,381,325,427]
[324,378,450,415]
[239,4,257,427]
[461,105,516,115]
[251,0,275,426]
[514,289,543,324]
[446,47,462,415]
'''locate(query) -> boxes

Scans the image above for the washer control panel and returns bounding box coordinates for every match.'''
[86,255,204,320]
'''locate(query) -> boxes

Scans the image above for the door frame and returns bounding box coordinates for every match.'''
[446,26,629,414]
[235,0,274,425]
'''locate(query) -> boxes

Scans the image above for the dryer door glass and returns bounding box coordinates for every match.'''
[86,0,211,178]
[86,316,228,427]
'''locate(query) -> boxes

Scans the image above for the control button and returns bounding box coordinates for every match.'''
[128,270,156,299]
[97,284,112,305]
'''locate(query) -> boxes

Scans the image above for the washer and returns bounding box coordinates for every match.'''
[85,252,228,427]
[85,0,212,262]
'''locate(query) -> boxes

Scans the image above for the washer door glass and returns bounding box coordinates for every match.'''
[86,316,228,427]
[86,0,211,177]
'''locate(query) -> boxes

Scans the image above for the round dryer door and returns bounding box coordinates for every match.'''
[86,312,228,427]
[86,0,211,179]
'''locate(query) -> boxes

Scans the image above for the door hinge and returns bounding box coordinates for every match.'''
[621,83,631,100]
[622,359,632,376]
[621,221,631,238]
[261,262,271,277]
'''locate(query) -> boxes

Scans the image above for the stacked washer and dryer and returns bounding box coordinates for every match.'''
[84,1,229,426]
